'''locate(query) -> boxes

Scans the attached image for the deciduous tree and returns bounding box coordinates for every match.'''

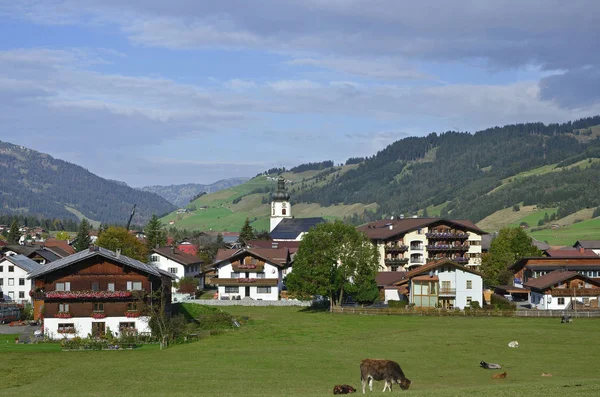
[286,221,379,309]
[55,231,70,241]
[480,227,542,286]
[95,226,148,262]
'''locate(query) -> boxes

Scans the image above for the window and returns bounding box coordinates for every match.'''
[255,272,266,279]
[0,266,3,272]
[282,208,287,215]
[250,257,258,265]
[8,266,14,272]
[58,323,75,333]
[0,279,3,286]
[19,278,25,286]
[558,297,565,305]
[466,280,472,289]
[257,287,271,294]
[55,282,70,291]
[230,272,240,278]
[91,282,99,291]
[168,267,178,274]
[126,281,143,291]
[119,322,136,331]
[93,303,104,312]
[225,286,239,293]
[127,302,137,311]
[466,296,472,305]
[150,255,159,262]
[107,283,115,292]
[18,291,25,299]
[8,278,14,286]
[583,298,590,304]
[59,303,69,313]
[8,291,14,300]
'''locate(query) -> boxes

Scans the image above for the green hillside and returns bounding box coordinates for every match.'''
[529,217,600,246]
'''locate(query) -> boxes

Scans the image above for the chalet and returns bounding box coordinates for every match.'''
[573,240,600,256]
[211,248,291,300]
[27,246,174,340]
[357,218,486,272]
[150,247,204,285]
[385,259,483,309]
[269,176,325,240]
[509,257,600,287]
[0,255,41,304]
[525,269,600,310]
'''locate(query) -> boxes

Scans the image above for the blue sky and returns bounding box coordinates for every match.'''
[1,1,599,187]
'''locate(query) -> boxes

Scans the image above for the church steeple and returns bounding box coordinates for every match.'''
[270,176,292,232]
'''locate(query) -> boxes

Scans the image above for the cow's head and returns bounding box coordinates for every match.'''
[399,378,411,390]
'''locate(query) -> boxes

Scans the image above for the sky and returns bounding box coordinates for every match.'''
[1,1,600,187]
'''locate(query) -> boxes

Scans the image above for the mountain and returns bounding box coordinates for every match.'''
[161,116,600,244]
[0,141,176,225]
[141,178,250,207]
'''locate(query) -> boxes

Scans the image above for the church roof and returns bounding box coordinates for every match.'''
[270,217,326,240]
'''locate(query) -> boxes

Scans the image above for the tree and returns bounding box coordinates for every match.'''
[198,233,226,264]
[7,221,20,245]
[143,288,185,350]
[95,226,148,262]
[55,231,70,240]
[238,218,256,246]
[286,221,380,309]
[73,219,92,252]
[144,214,167,250]
[480,227,542,286]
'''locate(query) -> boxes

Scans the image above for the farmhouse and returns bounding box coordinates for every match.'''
[0,255,41,304]
[509,257,600,287]
[383,259,483,309]
[28,246,174,339]
[525,269,600,310]
[150,246,203,282]
[211,247,291,300]
[573,240,600,256]
[358,218,486,271]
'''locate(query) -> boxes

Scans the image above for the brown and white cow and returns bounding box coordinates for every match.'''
[360,359,411,393]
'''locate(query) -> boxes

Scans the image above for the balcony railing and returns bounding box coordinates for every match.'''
[426,244,469,252]
[410,258,425,264]
[232,263,265,272]
[453,257,469,263]
[426,232,469,240]
[214,278,279,286]
[410,246,424,251]
[384,258,409,265]
[438,288,456,296]
[385,245,408,253]
[40,290,137,300]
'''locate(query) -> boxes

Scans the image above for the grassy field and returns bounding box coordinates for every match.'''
[2,307,600,396]
[508,208,558,228]
[529,217,600,246]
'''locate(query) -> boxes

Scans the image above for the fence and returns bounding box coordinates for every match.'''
[184,299,312,307]
[331,306,600,318]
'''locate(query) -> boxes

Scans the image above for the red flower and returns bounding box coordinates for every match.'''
[91,313,106,319]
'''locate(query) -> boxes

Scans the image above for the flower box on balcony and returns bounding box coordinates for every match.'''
[125,311,141,318]
[91,313,106,319]
[55,312,72,319]
[45,290,134,300]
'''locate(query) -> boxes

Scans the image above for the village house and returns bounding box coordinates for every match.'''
[27,246,173,339]
[211,247,292,300]
[572,240,600,256]
[0,255,41,304]
[357,218,486,272]
[509,257,600,287]
[150,246,204,288]
[525,269,600,310]
[381,259,483,309]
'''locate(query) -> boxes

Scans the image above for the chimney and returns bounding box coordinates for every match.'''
[579,247,585,253]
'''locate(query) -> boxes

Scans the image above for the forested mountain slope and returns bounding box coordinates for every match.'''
[0,141,176,224]
[141,178,250,207]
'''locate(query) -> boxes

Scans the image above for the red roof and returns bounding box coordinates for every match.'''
[524,269,600,291]
[393,259,481,285]
[357,218,485,240]
[213,247,291,267]
[545,249,598,258]
[152,247,203,266]
[177,244,198,256]
[44,238,75,255]
[247,240,300,253]
[376,271,408,286]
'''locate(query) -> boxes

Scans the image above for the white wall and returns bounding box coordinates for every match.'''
[436,266,483,309]
[43,316,151,340]
[0,258,35,304]
[150,253,200,279]
[270,200,292,232]
[406,229,427,267]
[530,292,600,310]
[217,261,281,300]
[467,233,483,267]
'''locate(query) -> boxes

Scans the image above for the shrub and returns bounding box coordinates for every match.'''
[490,294,516,310]
[388,300,408,308]
[469,301,481,309]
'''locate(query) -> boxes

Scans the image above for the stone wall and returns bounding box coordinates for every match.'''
[185,298,311,307]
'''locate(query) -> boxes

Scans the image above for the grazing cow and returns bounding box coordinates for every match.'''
[360,359,411,393]
[561,315,572,323]
[507,341,519,348]
[492,372,508,379]
[480,361,502,369]
[541,373,553,377]
[333,384,357,394]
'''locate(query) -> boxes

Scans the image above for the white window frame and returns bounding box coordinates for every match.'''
[225,286,239,293]
[466,280,472,289]
[55,282,71,291]
[59,303,70,313]
[107,283,115,292]
[19,278,25,286]
[18,291,25,299]
[168,267,178,274]
[8,278,14,286]
[257,287,271,294]
[231,272,241,278]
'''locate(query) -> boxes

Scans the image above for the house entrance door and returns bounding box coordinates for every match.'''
[440,298,455,309]
[92,322,106,337]
[245,286,250,297]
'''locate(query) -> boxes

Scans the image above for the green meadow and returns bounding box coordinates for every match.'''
[2,307,600,396]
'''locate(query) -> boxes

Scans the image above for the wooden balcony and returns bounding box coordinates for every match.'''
[385,245,408,253]
[438,288,456,296]
[385,258,409,265]
[550,288,600,297]
[214,278,279,286]
[426,245,469,252]
[232,263,265,272]
[426,232,469,240]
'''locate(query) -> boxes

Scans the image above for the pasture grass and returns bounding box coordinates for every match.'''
[529,217,600,246]
[2,306,600,396]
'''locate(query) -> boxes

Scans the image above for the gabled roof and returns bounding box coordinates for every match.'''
[376,271,408,287]
[270,217,326,240]
[212,247,291,268]
[357,218,486,240]
[152,247,203,266]
[393,259,482,285]
[1,244,37,256]
[510,257,600,272]
[44,246,72,258]
[246,240,301,253]
[32,248,62,262]
[574,240,600,249]
[28,246,175,279]
[0,254,42,273]
[44,238,76,255]
[545,249,598,258]
[524,269,600,291]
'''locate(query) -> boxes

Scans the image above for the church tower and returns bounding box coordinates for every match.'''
[270,176,292,232]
